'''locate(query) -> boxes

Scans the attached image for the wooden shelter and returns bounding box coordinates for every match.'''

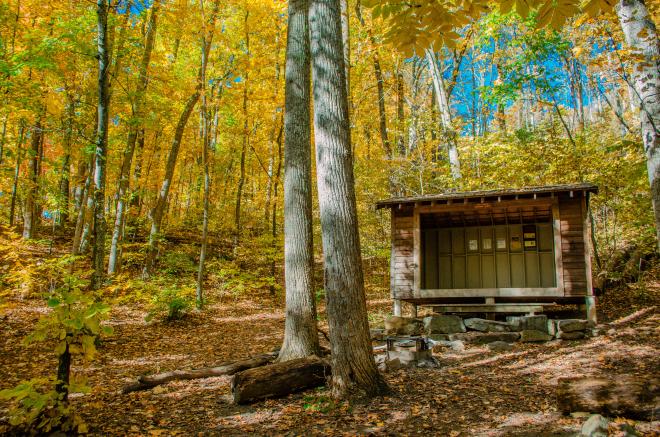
[376,183,598,322]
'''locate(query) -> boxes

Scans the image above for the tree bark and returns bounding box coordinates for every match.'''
[23,118,42,240]
[426,48,461,180]
[122,353,275,394]
[355,1,390,159]
[231,356,330,404]
[278,0,321,362]
[557,376,659,420]
[233,11,250,254]
[108,0,161,275]
[196,0,220,309]
[56,93,75,227]
[9,121,25,227]
[309,0,388,398]
[143,24,214,275]
[616,0,660,250]
[0,116,7,166]
[92,0,112,290]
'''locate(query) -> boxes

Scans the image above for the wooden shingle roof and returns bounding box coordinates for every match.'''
[375,183,598,209]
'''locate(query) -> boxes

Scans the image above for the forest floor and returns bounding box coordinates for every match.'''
[1,228,659,436]
[1,293,659,435]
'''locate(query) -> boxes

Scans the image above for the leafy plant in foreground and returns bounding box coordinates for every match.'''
[0,255,112,434]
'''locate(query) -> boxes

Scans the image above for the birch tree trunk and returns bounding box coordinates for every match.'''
[92,0,111,290]
[278,0,321,362]
[616,0,660,249]
[426,48,461,181]
[309,0,387,398]
[108,0,160,275]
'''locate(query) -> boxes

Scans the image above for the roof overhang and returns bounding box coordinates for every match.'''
[375,183,598,210]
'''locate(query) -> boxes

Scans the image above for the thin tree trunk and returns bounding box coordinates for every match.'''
[0,116,7,166]
[233,11,250,254]
[616,0,660,250]
[143,8,214,276]
[309,0,388,398]
[196,0,220,309]
[355,1,390,158]
[109,0,160,275]
[9,121,26,227]
[426,48,461,180]
[23,118,42,239]
[56,93,75,227]
[76,155,95,255]
[92,0,112,290]
[278,0,321,362]
[396,65,405,157]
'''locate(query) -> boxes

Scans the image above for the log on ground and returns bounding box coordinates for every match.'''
[557,376,659,420]
[122,353,276,394]
[231,356,330,404]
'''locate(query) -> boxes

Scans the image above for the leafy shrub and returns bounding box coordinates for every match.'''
[0,255,111,434]
[0,378,89,434]
[146,286,194,322]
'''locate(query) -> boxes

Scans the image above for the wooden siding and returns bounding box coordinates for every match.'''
[558,196,588,296]
[391,209,414,299]
[389,193,594,300]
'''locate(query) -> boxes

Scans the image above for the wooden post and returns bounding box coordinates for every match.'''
[410,303,418,318]
[413,204,421,298]
[552,200,565,294]
[585,296,597,325]
[393,299,402,316]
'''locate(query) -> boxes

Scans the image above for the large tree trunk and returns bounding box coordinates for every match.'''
[231,356,330,404]
[108,0,161,275]
[122,353,275,394]
[23,118,42,240]
[278,0,321,362]
[616,0,660,250]
[92,0,111,290]
[309,0,388,398]
[426,48,461,181]
[557,376,659,420]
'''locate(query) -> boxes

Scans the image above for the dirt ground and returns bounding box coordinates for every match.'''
[1,290,659,436]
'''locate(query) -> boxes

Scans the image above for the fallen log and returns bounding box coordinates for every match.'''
[122,353,276,394]
[557,376,659,420]
[231,356,330,404]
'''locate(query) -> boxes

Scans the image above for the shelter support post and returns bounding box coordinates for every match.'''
[585,296,597,325]
[410,303,418,318]
[393,299,402,317]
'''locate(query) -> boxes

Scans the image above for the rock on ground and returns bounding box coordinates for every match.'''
[464,318,511,332]
[384,316,424,335]
[520,329,553,342]
[487,341,513,352]
[449,331,520,344]
[557,331,586,340]
[424,315,466,334]
[557,319,593,333]
[580,414,608,437]
[507,315,549,333]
